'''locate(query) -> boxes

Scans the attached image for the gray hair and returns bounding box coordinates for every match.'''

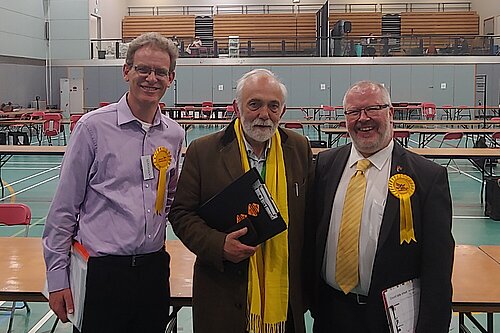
[343,80,392,108]
[126,32,179,72]
[235,69,287,110]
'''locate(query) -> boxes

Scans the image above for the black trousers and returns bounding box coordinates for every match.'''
[74,249,170,333]
[313,280,370,333]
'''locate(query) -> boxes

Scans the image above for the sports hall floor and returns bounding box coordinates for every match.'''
[1,122,499,332]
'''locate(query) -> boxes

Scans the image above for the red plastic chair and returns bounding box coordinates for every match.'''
[438,132,464,168]
[181,106,195,120]
[284,122,305,135]
[393,130,411,147]
[440,105,454,120]
[456,105,471,120]
[99,102,110,108]
[492,132,500,147]
[421,102,437,120]
[223,105,235,120]
[320,105,337,120]
[43,113,63,145]
[30,111,46,120]
[0,203,32,332]
[70,114,83,133]
[200,101,213,119]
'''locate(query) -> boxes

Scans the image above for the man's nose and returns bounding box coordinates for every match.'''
[258,106,271,119]
[358,109,371,121]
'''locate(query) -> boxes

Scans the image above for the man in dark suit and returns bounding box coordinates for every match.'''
[309,80,454,332]
[170,69,313,332]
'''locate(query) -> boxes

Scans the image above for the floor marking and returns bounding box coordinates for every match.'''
[453,215,491,220]
[10,216,47,237]
[0,176,59,202]
[1,180,16,202]
[6,166,60,187]
[28,310,54,333]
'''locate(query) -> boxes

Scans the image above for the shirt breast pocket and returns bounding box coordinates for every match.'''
[369,200,385,241]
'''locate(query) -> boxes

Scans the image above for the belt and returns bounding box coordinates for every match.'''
[92,248,166,267]
[324,281,368,305]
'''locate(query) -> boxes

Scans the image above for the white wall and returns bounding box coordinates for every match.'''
[471,0,500,34]
[99,0,127,38]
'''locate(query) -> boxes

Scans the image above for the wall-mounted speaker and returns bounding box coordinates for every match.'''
[344,21,352,33]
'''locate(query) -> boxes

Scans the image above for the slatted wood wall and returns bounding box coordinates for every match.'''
[213,13,316,51]
[122,15,195,41]
[329,13,383,36]
[401,11,479,35]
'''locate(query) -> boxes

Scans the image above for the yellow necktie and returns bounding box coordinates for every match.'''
[336,158,371,294]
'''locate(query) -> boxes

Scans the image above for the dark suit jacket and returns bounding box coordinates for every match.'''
[169,120,313,333]
[310,142,454,332]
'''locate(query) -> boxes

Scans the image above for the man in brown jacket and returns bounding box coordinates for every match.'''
[169,68,313,333]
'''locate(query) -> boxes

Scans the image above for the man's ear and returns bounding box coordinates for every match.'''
[168,71,175,88]
[232,99,240,117]
[123,63,130,82]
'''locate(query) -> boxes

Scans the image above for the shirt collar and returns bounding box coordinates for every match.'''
[242,133,271,160]
[348,139,394,171]
[116,93,162,127]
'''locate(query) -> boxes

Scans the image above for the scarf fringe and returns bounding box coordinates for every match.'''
[247,313,286,333]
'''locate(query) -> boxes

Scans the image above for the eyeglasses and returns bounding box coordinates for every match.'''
[132,65,170,79]
[344,104,390,118]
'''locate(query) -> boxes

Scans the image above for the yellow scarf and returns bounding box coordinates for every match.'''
[234,119,289,333]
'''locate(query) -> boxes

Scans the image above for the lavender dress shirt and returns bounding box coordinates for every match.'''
[43,94,184,292]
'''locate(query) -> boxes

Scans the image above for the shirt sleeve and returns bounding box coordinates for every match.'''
[42,121,96,292]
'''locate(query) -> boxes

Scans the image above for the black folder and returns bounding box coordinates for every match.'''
[198,168,287,246]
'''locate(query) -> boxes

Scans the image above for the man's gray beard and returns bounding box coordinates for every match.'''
[241,118,278,143]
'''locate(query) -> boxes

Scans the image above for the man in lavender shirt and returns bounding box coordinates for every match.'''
[43,32,184,333]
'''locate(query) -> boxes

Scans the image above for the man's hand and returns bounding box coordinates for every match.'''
[223,227,257,263]
[49,288,74,322]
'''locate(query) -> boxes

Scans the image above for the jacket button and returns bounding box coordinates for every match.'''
[235,303,242,309]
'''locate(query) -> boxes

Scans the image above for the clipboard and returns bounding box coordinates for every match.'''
[382,278,420,333]
[198,168,287,246]
[42,240,89,331]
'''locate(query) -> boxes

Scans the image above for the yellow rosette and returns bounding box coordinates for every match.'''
[152,147,172,215]
[388,174,416,244]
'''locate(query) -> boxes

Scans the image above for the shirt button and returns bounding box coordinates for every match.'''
[147,209,151,213]
[145,184,149,188]
[235,303,242,309]
[148,234,152,239]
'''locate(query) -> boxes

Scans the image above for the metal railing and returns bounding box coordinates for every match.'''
[90,35,500,60]
[127,2,472,16]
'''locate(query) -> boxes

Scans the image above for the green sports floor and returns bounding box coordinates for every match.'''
[1,124,499,332]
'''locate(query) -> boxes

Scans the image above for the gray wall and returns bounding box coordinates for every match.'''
[48,61,492,119]
[0,60,46,107]
[476,64,500,107]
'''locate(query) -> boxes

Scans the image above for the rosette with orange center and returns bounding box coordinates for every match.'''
[388,174,416,244]
[152,146,172,214]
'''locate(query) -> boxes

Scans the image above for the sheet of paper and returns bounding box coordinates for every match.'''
[67,242,89,331]
[382,278,420,333]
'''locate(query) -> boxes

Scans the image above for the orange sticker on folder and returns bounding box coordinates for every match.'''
[248,203,259,217]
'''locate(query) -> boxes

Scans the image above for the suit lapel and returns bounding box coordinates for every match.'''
[220,122,244,180]
[317,146,351,255]
[377,143,407,252]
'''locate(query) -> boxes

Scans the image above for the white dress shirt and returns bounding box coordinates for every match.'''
[322,140,394,295]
